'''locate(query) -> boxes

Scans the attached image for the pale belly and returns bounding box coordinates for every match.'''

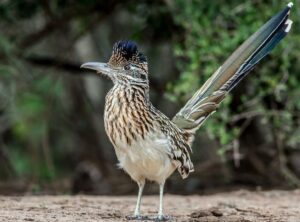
[113,132,177,184]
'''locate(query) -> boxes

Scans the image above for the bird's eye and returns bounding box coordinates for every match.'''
[140,74,147,80]
[124,64,131,70]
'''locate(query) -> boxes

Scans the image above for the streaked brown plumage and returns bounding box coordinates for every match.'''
[81,3,293,220]
[104,76,194,174]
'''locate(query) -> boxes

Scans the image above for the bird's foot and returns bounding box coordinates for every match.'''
[148,215,170,221]
[126,215,150,220]
[156,215,170,221]
[126,215,170,221]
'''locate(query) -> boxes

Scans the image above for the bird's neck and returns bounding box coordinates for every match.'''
[106,83,151,111]
[118,82,149,103]
[104,83,154,146]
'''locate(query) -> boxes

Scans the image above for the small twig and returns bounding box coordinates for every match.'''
[230,110,262,123]
[230,109,300,124]
[232,139,243,168]
[25,56,83,74]
[41,125,55,177]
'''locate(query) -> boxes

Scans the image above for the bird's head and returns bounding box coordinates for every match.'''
[81,40,148,86]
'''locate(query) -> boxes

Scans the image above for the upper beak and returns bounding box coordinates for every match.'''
[80,62,112,76]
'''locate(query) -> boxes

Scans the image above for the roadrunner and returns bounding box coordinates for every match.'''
[81,3,293,220]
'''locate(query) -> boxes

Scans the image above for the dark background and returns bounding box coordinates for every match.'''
[0,0,299,195]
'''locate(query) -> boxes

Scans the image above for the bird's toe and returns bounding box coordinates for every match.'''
[126,215,149,220]
[147,215,170,221]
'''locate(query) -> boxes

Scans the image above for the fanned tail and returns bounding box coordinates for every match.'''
[173,3,293,133]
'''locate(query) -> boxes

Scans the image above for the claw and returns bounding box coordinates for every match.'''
[126,215,150,221]
[148,215,170,221]
[126,215,141,220]
[157,215,170,221]
[126,215,170,221]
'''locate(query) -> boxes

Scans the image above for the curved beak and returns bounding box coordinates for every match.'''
[80,62,113,76]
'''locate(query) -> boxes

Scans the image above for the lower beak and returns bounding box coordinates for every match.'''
[80,62,112,76]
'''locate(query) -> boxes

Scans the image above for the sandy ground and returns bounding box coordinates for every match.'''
[0,190,299,222]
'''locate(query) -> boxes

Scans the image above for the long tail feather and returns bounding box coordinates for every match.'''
[173,3,293,132]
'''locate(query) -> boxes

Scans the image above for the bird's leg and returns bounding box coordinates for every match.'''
[126,180,145,220]
[156,181,169,221]
[158,182,164,218]
[134,181,145,216]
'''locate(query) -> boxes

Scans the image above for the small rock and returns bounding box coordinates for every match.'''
[190,210,212,218]
[211,208,223,217]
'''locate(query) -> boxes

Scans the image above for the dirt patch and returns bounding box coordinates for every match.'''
[0,190,299,222]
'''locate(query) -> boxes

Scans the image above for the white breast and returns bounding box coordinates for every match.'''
[113,131,177,184]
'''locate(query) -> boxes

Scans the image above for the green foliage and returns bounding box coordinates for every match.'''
[0,0,299,188]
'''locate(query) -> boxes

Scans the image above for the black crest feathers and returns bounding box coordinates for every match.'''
[109,40,146,65]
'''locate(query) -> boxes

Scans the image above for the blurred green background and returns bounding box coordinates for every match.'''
[0,0,299,195]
